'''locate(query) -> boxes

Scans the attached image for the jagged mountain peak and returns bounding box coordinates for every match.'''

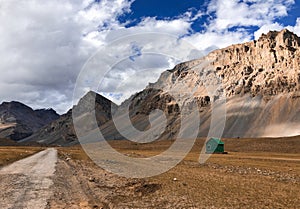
[73,91,118,117]
[79,91,116,105]
[255,29,300,51]
[258,29,300,47]
[23,91,118,145]
[35,108,57,114]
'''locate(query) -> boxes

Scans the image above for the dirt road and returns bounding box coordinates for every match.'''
[0,148,57,209]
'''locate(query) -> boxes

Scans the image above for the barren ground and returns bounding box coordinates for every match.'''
[0,137,300,208]
[0,148,57,209]
[0,146,43,167]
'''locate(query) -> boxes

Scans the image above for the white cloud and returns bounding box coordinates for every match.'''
[183,30,252,52]
[77,0,133,30]
[76,33,204,106]
[183,0,297,54]
[0,0,134,113]
[287,18,300,36]
[137,17,192,35]
[78,0,134,46]
[104,15,193,42]
[207,0,295,32]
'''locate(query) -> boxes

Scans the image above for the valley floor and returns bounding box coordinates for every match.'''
[0,137,300,208]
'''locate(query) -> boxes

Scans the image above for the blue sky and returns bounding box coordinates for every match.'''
[1,0,300,113]
[119,0,299,37]
[119,0,211,33]
[120,0,206,23]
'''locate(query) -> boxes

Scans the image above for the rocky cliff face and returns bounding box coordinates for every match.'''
[151,29,300,99]
[0,101,59,140]
[211,29,300,99]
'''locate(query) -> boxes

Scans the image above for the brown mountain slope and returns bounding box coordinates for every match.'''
[100,29,300,140]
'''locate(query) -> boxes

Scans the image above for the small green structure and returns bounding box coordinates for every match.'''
[206,138,225,154]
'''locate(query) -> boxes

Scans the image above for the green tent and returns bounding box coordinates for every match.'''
[206,138,225,154]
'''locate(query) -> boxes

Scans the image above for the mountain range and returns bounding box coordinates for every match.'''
[1,29,300,146]
[0,101,59,141]
[22,91,117,146]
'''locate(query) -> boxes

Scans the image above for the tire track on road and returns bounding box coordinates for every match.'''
[0,148,57,209]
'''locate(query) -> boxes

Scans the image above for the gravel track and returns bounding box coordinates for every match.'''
[0,148,57,209]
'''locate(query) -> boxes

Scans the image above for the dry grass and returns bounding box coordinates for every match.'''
[149,149,300,208]
[0,146,44,167]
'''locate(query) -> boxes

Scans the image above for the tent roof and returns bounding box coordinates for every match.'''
[208,137,224,145]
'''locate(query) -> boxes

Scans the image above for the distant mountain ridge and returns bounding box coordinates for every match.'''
[0,101,59,141]
[22,91,117,145]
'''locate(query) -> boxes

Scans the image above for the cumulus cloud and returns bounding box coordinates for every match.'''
[182,0,295,53]
[287,18,300,36]
[184,30,252,52]
[207,0,294,32]
[0,0,133,113]
[104,14,194,43]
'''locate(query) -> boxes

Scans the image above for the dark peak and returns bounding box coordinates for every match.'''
[47,108,58,114]
[77,90,118,111]
[81,91,112,104]
[2,101,24,106]
[0,101,33,111]
[83,90,97,98]
[79,91,98,104]
[72,90,118,118]
[38,108,56,112]
[278,28,299,38]
[35,108,59,115]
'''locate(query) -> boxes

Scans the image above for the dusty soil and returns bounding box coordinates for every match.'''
[47,149,166,209]
[47,138,300,209]
[0,146,43,167]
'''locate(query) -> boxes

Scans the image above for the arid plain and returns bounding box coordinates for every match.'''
[1,137,299,209]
